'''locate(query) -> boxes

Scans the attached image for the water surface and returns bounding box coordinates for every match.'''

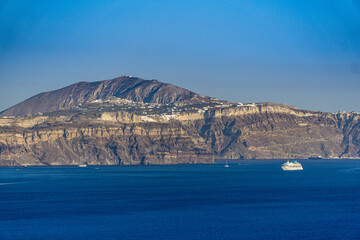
[1,160,360,239]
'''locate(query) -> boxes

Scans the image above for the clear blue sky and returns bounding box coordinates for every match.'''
[0,0,359,112]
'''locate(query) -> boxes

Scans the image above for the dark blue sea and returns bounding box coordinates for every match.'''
[1,160,360,240]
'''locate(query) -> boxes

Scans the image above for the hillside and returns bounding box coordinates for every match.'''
[0,76,213,117]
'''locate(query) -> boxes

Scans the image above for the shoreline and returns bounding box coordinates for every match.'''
[1,158,360,168]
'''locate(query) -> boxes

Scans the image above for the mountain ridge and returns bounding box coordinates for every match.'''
[0,76,214,117]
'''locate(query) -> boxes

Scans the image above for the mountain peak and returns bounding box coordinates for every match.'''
[0,76,213,117]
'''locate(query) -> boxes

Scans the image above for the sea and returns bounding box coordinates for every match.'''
[1,160,360,240]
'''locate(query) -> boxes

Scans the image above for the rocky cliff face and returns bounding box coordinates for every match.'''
[0,76,359,166]
[197,105,349,159]
[0,118,213,166]
[1,103,359,166]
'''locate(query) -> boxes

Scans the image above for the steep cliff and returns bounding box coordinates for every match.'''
[196,105,352,159]
[1,103,359,166]
[0,118,213,166]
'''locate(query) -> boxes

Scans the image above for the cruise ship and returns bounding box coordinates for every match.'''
[281,160,303,171]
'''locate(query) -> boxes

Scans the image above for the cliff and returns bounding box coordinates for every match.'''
[1,103,359,166]
[0,117,213,166]
[198,105,356,159]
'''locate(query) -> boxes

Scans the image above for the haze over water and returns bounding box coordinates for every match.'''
[1,160,360,240]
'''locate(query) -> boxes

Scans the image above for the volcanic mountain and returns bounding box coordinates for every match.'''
[0,75,359,166]
[0,76,213,117]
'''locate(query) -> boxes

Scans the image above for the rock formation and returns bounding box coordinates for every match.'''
[0,76,359,166]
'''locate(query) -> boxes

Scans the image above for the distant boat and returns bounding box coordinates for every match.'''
[282,160,303,171]
[224,160,229,168]
[78,164,87,167]
[308,156,322,159]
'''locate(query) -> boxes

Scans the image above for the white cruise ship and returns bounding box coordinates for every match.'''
[281,160,303,171]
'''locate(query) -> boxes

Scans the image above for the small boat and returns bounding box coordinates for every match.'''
[224,160,229,168]
[282,160,303,171]
[78,164,87,167]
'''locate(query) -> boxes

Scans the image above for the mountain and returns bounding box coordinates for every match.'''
[0,75,360,166]
[0,76,213,117]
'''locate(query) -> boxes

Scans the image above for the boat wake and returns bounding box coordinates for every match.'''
[0,181,36,186]
[339,168,360,174]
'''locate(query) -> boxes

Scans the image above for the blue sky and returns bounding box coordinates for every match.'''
[0,0,359,112]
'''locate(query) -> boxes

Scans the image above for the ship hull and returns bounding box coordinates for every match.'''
[281,166,303,171]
